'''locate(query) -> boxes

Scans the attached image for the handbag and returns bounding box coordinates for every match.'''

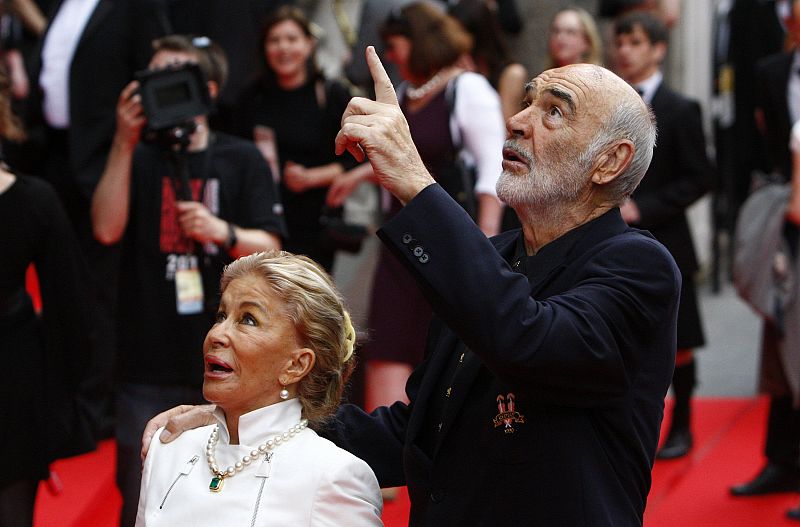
[318,206,370,254]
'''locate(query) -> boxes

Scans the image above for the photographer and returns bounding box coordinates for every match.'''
[91,35,285,527]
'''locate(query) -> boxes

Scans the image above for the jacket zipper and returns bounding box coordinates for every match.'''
[159,455,199,509]
[249,452,273,526]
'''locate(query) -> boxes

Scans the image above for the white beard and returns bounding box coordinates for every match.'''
[496,142,587,212]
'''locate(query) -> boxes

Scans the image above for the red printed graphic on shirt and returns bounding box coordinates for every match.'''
[159,177,205,254]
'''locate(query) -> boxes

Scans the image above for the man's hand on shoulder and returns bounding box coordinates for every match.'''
[141,404,217,461]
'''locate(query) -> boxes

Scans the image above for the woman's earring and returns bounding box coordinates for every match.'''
[279,385,289,400]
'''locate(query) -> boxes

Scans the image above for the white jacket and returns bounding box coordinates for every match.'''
[136,399,383,526]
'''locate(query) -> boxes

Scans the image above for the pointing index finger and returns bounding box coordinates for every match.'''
[366,46,398,106]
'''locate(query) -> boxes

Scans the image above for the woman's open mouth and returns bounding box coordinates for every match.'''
[205,355,234,379]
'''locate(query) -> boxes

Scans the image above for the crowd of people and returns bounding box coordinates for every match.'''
[4,0,800,526]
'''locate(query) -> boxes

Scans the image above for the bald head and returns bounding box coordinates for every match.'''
[538,63,655,202]
[499,63,656,215]
[537,63,648,123]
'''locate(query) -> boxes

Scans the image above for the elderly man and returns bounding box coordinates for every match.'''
[144,48,678,526]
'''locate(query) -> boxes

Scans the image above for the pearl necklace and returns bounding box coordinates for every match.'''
[405,68,451,100]
[206,418,308,492]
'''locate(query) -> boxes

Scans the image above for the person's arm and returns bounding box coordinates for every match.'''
[309,456,383,526]
[135,426,160,526]
[336,48,434,205]
[283,161,345,193]
[141,398,412,488]
[379,185,680,406]
[476,193,503,237]
[326,162,375,207]
[141,405,216,461]
[453,73,506,236]
[174,201,281,258]
[4,49,28,99]
[91,81,144,245]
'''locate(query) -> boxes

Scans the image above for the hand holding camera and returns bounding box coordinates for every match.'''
[114,80,147,150]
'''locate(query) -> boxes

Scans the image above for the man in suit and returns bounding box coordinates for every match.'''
[28,0,168,437]
[613,11,710,460]
[729,0,800,504]
[145,47,679,526]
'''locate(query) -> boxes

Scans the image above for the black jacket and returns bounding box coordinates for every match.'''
[755,51,793,181]
[328,185,679,526]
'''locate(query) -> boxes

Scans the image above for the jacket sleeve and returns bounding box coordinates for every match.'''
[323,399,411,488]
[378,184,680,407]
[310,453,384,527]
[134,428,161,526]
[321,318,447,487]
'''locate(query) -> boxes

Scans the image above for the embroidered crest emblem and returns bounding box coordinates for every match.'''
[493,393,525,434]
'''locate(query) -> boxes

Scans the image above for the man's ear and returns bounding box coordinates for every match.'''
[652,41,667,66]
[284,348,315,385]
[591,140,634,186]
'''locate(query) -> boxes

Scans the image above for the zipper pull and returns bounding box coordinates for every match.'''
[255,452,273,478]
[181,455,200,475]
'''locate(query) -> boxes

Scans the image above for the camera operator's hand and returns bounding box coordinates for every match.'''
[115,80,146,149]
[176,201,228,245]
[92,80,146,246]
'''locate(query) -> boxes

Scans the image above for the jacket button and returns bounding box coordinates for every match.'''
[419,254,429,264]
[430,490,444,503]
[413,246,424,257]
[402,234,413,244]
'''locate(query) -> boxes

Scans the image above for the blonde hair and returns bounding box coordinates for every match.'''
[220,251,356,426]
[547,7,604,69]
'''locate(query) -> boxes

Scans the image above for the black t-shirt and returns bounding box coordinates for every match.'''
[116,133,285,386]
[234,78,355,269]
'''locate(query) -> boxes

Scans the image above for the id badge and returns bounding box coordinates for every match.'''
[175,255,204,315]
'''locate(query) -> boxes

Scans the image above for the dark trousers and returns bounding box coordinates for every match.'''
[765,395,800,469]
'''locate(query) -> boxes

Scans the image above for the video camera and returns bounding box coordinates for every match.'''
[135,62,212,148]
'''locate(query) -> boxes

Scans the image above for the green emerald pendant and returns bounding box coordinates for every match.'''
[209,476,224,492]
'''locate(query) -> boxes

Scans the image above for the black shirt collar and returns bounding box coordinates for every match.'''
[510,208,620,283]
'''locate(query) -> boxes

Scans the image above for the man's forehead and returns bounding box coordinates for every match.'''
[526,67,601,105]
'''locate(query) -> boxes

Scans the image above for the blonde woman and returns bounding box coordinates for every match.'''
[137,251,382,526]
[547,7,604,68]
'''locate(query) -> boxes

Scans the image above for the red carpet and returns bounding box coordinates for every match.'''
[34,397,799,526]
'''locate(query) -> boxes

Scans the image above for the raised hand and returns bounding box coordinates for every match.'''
[115,80,146,148]
[335,46,434,205]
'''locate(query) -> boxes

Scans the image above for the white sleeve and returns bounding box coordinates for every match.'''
[452,72,505,197]
[134,428,162,527]
[791,120,800,154]
[310,454,384,527]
